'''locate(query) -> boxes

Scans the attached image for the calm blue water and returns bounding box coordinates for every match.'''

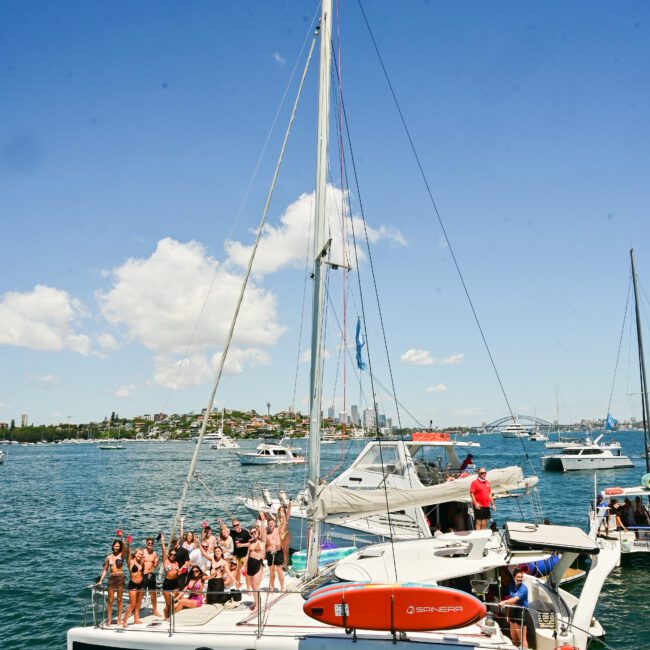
[1,433,648,649]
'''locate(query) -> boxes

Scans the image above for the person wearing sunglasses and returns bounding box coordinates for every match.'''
[230,519,251,589]
[159,533,180,620]
[470,467,496,530]
[173,566,205,613]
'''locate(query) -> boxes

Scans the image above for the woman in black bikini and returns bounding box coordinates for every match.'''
[122,545,145,627]
[245,513,267,613]
[159,533,180,620]
[97,535,126,626]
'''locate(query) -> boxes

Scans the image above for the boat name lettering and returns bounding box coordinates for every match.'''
[406,605,463,614]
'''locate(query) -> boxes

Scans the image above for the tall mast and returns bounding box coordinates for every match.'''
[630,248,650,473]
[305,0,332,579]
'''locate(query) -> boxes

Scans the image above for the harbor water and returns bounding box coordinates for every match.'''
[1,433,648,649]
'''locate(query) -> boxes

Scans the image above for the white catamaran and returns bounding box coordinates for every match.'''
[68,4,620,649]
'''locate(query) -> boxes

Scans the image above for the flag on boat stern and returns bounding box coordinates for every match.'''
[605,413,617,431]
[355,317,367,370]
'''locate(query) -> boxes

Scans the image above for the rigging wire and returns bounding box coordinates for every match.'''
[354,0,538,479]
[606,277,632,418]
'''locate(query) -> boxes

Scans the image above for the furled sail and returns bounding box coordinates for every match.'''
[309,466,535,521]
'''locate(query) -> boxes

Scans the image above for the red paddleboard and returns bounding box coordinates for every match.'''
[303,582,486,632]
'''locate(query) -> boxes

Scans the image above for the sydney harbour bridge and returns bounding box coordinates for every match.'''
[483,415,553,433]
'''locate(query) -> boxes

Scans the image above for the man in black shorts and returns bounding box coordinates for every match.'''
[142,537,160,617]
[469,467,496,530]
[230,519,251,589]
[265,516,285,591]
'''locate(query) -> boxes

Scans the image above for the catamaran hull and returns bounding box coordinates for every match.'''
[67,628,510,650]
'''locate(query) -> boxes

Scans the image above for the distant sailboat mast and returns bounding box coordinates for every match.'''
[305,0,332,579]
[630,248,650,472]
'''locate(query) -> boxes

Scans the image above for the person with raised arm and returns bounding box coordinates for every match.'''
[245,512,267,613]
[265,515,284,592]
[159,533,180,620]
[97,533,126,626]
[121,538,145,627]
[180,516,197,552]
[278,503,291,567]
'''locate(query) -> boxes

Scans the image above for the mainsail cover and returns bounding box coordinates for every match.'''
[310,466,531,521]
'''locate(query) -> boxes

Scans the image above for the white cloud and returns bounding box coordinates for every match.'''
[300,349,331,363]
[153,347,271,389]
[98,333,119,351]
[225,186,405,276]
[97,238,284,356]
[426,384,447,393]
[400,348,436,366]
[31,374,61,386]
[0,285,91,354]
[114,385,135,398]
[441,353,464,365]
[272,52,286,65]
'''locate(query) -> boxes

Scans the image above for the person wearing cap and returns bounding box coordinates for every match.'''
[470,467,495,530]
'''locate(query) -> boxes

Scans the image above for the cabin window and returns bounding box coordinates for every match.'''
[353,445,404,475]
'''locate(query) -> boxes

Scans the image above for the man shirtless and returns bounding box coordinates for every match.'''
[265,517,284,591]
[142,537,161,617]
[201,525,218,553]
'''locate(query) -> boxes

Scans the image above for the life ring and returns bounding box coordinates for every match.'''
[604,487,624,495]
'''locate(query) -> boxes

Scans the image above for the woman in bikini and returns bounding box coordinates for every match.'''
[245,513,267,613]
[159,533,180,620]
[206,545,235,604]
[121,545,145,627]
[278,503,291,567]
[174,566,205,613]
[97,535,126,626]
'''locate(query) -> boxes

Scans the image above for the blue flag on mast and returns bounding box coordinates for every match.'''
[355,318,367,371]
[605,413,617,431]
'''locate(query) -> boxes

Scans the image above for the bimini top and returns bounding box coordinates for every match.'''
[505,522,600,555]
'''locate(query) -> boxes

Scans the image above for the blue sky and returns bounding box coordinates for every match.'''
[2,1,650,428]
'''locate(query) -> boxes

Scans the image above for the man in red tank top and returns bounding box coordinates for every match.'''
[470,467,495,530]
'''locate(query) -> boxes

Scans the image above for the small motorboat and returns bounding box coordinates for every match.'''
[0,449,6,464]
[236,441,305,465]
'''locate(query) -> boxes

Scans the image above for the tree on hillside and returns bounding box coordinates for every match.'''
[10,419,15,430]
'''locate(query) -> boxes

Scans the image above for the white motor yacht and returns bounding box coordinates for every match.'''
[542,435,633,471]
[501,422,532,438]
[236,441,305,465]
